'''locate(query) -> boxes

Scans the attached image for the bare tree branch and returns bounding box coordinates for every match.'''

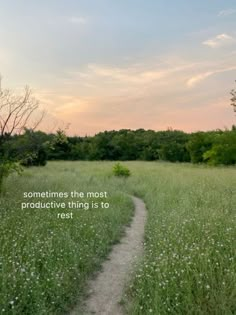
[0,85,45,139]
[31,110,46,131]
[231,90,236,113]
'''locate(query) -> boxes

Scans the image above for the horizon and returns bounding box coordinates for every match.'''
[1,0,236,136]
[34,125,235,138]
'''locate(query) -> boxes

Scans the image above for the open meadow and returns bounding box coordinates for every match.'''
[0,161,235,314]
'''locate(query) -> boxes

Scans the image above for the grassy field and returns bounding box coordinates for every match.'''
[0,161,235,314]
[0,162,133,314]
[124,162,236,315]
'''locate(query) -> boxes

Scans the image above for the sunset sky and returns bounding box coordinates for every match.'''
[0,0,236,135]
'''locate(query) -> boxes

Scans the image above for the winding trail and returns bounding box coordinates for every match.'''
[70,196,147,315]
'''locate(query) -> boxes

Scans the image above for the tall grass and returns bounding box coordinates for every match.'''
[122,162,236,315]
[0,161,235,314]
[0,162,133,314]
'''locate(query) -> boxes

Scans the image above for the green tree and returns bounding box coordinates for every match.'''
[203,131,236,165]
[49,129,71,160]
[0,85,44,191]
[186,132,215,163]
[6,129,50,165]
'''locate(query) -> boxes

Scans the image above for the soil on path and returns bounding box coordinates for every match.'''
[70,196,147,315]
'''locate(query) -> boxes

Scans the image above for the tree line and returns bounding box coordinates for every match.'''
[2,126,236,166]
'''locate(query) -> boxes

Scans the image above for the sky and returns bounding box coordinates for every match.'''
[0,0,236,135]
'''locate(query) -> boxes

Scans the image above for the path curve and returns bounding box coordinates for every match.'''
[70,196,147,315]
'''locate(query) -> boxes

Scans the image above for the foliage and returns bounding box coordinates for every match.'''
[1,127,236,166]
[203,130,236,165]
[4,129,48,167]
[113,162,131,177]
[63,128,234,165]
[49,129,71,160]
[186,132,215,163]
[20,148,47,167]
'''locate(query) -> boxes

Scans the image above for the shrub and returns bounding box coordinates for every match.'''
[113,163,131,177]
[20,148,47,167]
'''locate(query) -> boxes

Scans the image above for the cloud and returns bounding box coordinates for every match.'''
[187,72,213,87]
[218,9,236,17]
[48,16,88,26]
[202,33,234,48]
[67,16,87,25]
[87,64,167,83]
[70,61,197,87]
[187,66,236,87]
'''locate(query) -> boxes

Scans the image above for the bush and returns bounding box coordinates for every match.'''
[113,163,131,177]
[20,148,47,167]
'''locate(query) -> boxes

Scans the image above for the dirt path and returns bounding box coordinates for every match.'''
[70,196,147,315]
